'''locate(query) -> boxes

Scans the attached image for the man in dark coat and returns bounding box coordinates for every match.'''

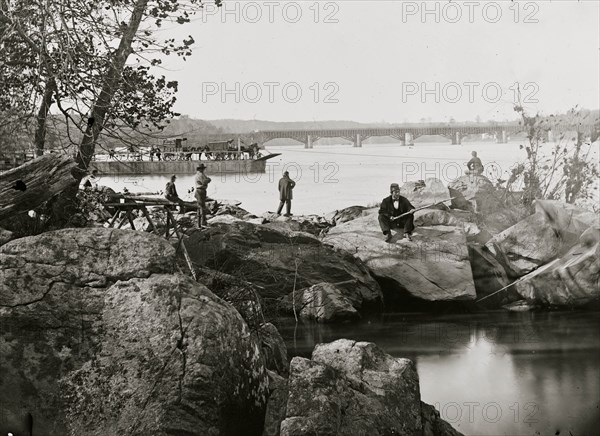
[466,151,483,175]
[165,175,184,212]
[277,171,296,216]
[378,183,416,242]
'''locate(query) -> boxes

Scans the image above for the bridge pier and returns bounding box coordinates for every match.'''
[451,132,461,145]
[305,134,314,149]
[496,130,508,144]
[405,132,414,146]
[353,133,362,148]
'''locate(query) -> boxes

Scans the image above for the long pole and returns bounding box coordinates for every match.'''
[391,196,460,221]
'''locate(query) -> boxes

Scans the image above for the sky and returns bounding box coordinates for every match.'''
[156,0,600,123]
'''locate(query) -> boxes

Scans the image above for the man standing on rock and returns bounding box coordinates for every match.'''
[378,183,416,243]
[194,164,211,228]
[277,170,296,216]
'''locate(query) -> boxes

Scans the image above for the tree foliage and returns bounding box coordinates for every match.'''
[0,0,221,162]
[503,104,600,209]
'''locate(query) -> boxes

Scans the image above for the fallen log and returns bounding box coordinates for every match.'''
[0,154,79,221]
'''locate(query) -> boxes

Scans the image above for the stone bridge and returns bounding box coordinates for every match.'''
[208,121,599,149]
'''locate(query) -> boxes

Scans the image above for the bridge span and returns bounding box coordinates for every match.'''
[249,122,599,148]
[196,121,598,149]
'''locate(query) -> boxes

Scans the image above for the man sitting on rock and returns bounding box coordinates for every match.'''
[378,183,416,243]
[466,151,484,175]
[165,175,184,212]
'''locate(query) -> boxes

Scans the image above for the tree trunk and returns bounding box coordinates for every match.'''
[0,154,78,221]
[34,77,57,157]
[76,0,149,172]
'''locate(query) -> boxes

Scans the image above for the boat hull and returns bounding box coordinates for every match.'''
[90,155,278,176]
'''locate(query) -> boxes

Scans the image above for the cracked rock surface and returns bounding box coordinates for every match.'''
[271,339,463,436]
[185,221,383,310]
[324,215,476,301]
[0,228,268,436]
[64,274,268,436]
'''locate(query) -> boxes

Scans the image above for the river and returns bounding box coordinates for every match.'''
[276,310,600,436]
[98,140,554,216]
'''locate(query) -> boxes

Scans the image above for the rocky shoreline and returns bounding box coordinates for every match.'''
[1,174,598,435]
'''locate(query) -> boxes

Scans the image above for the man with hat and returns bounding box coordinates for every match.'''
[378,183,416,242]
[277,170,296,216]
[194,164,211,227]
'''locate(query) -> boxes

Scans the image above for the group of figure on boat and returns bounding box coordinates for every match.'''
[102,140,262,162]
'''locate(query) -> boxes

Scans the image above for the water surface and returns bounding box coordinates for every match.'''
[276,310,600,436]
[98,141,537,215]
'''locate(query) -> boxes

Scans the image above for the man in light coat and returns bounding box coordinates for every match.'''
[194,164,211,227]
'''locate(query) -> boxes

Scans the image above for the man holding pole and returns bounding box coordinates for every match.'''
[378,183,416,243]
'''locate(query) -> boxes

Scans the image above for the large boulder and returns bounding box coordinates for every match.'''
[271,339,462,436]
[323,215,476,302]
[514,238,600,307]
[486,212,563,277]
[64,274,268,435]
[399,178,450,208]
[0,228,268,436]
[184,221,383,311]
[0,228,174,435]
[484,202,597,277]
[448,174,500,214]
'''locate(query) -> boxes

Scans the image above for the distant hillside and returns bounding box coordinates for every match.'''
[207,119,387,133]
[206,111,599,133]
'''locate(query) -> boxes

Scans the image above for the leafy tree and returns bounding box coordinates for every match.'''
[506,103,599,209]
[0,0,222,169]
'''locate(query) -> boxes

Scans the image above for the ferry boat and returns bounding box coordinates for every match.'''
[1,141,280,175]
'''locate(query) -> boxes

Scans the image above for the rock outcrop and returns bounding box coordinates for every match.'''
[485,201,597,277]
[400,178,451,208]
[0,228,268,436]
[514,237,599,307]
[184,221,383,311]
[267,339,463,436]
[448,174,500,214]
[324,215,476,302]
[64,274,268,436]
[485,212,565,277]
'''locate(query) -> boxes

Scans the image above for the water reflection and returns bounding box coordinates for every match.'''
[276,311,600,436]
